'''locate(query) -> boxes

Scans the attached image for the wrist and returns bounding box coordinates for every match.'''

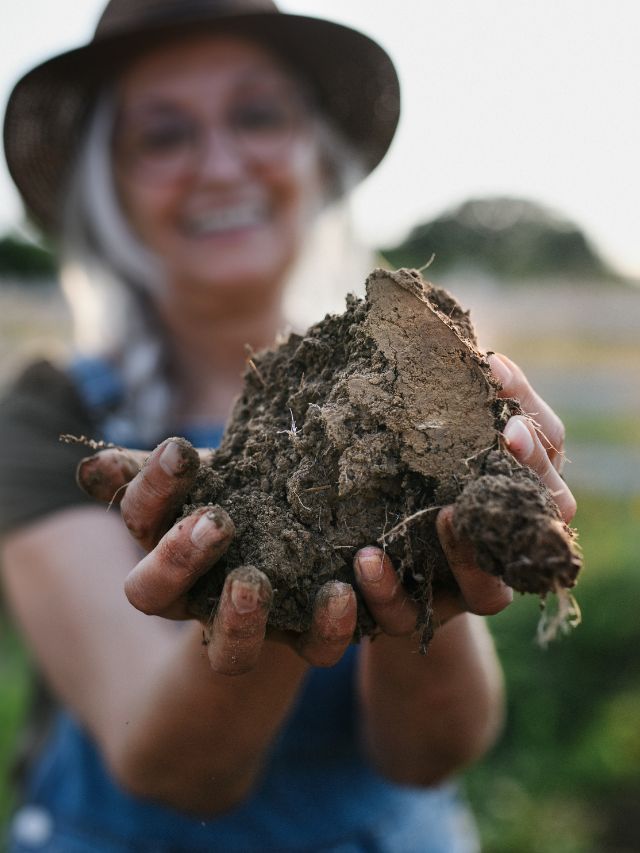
[357,616,505,784]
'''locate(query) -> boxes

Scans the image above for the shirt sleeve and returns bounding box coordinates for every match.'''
[0,360,99,535]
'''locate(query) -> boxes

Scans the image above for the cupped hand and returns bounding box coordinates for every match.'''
[78,437,233,620]
[428,352,577,626]
[77,438,358,674]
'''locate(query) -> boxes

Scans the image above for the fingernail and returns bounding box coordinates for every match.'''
[159,441,183,475]
[327,588,351,618]
[191,512,217,547]
[504,417,535,460]
[231,580,258,614]
[356,552,384,582]
[488,354,512,388]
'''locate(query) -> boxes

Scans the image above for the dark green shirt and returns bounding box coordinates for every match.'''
[0,360,95,535]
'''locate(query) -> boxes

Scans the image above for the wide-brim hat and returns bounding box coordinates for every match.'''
[3,0,400,236]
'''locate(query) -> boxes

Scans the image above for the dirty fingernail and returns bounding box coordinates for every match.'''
[191,512,217,547]
[327,588,351,618]
[488,354,512,387]
[357,552,385,582]
[504,417,535,460]
[159,441,183,475]
[231,580,258,614]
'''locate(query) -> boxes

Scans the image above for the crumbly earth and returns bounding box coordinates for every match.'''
[186,268,581,648]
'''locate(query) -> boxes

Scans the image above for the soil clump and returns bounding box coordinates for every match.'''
[185,268,581,648]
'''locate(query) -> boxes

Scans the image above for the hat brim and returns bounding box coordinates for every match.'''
[3,12,400,235]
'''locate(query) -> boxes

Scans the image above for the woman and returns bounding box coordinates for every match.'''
[0,1,575,850]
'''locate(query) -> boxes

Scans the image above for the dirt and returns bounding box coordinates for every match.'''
[185,268,581,648]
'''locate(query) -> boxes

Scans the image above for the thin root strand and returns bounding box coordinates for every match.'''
[60,434,115,451]
[378,505,443,546]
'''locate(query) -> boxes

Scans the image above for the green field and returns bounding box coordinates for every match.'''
[0,607,30,827]
[466,491,640,853]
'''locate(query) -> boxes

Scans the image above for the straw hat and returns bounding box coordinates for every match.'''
[3,0,400,235]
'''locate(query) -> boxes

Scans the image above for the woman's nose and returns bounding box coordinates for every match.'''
[196,127,247,182]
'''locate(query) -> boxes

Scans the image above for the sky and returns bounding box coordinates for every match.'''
[1,0,639,276]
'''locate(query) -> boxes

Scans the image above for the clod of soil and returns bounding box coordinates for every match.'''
[186,268,581,648]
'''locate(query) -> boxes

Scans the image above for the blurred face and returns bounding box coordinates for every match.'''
[112,35,323,298]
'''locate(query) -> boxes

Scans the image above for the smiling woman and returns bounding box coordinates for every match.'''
[111,37,325,296]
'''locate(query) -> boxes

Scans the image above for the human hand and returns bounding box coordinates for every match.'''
[77,438,357,674]
[427,352,577,625]
[488,352,575,521]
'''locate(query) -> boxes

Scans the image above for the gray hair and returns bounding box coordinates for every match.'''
[60,89,364,446]
[60,94,172,446]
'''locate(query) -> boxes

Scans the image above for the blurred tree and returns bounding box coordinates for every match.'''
[0,233,56,280]
[381,196,617,282]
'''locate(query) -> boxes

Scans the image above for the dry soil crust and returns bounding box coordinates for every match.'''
[186,269,581,648]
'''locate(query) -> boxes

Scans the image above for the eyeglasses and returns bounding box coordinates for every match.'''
[114,83,309,181]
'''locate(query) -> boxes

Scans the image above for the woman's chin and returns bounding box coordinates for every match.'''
[170,261,287,302]
[176,251,293,296]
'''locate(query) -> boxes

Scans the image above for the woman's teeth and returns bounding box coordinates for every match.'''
[187,204,266,235]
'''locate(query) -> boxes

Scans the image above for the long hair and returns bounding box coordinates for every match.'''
[61,94,172,446]
[60,88,366,446]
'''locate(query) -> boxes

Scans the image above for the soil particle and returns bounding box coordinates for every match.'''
[185,269,581,648]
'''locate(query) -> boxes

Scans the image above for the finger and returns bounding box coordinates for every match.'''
[430,591,467,627]
[354,547,418,635]
[76,448,147,504]
[503,416,577,522]
[206,566,272,676]
[436,506,513,616]
[124,506,235,618]
[296,582,356,667]
[489,353,566,471]
[77,445,214,507]
[120,437,200,551]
